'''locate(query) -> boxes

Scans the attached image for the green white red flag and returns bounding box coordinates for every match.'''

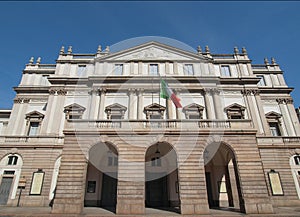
[160,79,182,108]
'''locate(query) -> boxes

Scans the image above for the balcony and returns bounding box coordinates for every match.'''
[65,119,253,132]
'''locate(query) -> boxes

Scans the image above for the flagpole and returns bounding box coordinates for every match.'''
[152,76,154,105]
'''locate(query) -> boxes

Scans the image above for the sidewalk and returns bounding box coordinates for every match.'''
[0,206,300,217]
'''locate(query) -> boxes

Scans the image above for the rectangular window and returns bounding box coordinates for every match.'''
[269,122,281,136]
[28,122,39,136]
[184,64,194,75]
[114,64,123,75]
[77,65,86,77]
[149,64,159,76]
[257,75,266,86]
[8,156,18,165]
[221,65,231,77]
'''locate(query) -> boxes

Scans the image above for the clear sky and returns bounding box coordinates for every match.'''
[0,1,300,109]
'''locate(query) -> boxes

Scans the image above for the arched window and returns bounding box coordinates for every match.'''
[290,155,300,199]
[294,156,300,165]
[0,154,23,204]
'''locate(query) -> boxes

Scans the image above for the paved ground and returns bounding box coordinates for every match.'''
[0,206,300,217]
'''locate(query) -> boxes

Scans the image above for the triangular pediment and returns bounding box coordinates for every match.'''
[265,111,282,119]
[224,103,246,111]
[64,103,86,112]
[25,110,44,119]
[105,103,127,112]
[96,41,208,62]
[144,103,166,111]
[183,103,204,112]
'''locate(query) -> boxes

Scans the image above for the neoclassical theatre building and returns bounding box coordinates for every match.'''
[1,41,300,215]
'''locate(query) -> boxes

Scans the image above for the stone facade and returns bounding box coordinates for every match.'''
[0,41,300,215]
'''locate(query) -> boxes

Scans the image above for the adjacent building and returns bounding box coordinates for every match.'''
[0,41,300,215]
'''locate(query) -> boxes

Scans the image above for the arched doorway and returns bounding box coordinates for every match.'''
[290,154,300,199]
[204,143,244,212]
[145,142,180,213]
[0,154,23,205]
[84,142,118,212]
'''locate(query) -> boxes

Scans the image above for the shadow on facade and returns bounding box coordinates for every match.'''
[204,142,245,213]
[145,142,180,214]
[84,142,118,213]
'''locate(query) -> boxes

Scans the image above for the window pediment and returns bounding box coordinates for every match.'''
[265,111,282,120]
[224,103,245,119]
[64,103,86,113]
[182,103,204,119]
[25,111,44,121]
[64,103,86,120]
[105,103,127,119]
[144,103,166,119]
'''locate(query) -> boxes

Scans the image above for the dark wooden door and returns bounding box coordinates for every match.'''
[101,173,117,207]
[146,175,168,207]
[0,177,13,205]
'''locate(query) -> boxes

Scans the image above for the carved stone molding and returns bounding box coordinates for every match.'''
[57,89,67,95]
[127,88,137,96]
[49,88,67,95]
[204,88,220,95]
[276,98,293,105]
[13,98,30,104]
[241,89,260,96]
[88,88,99,95]
[49,89,56,95]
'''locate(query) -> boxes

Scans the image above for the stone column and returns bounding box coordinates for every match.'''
[212,89,223,119]
[98,88,106,119]
[54,89,67,136]
[253,91,270,135]
[174,89,181,119]
[10,98,30,135]
[166,99,173,119]
[137,89,144,119]
[277,98,295,136]
[128,89,136,119]
[285,98,300,136]
[242,90,265,135]
[88,88,100,119]
[203,89,214,119]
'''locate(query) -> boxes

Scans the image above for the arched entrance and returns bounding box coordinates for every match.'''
[145,142,180,213]
[204,142,244,212]
[0,154,23,205]
[84,142,118,212]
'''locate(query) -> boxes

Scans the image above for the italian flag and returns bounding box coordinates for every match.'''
[160,79,182,108]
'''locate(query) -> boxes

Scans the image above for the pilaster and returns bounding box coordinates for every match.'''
[98,88,106,119]
[137,89,144,119]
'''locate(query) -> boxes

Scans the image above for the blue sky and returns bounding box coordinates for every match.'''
[0,2,300,109]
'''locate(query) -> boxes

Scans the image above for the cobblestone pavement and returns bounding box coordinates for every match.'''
[0,206,300,217]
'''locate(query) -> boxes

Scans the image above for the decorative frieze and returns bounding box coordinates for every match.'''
[49,88,68,95]
[13,98,30,104]
[241,89,260,96]
[276,98,293,104]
